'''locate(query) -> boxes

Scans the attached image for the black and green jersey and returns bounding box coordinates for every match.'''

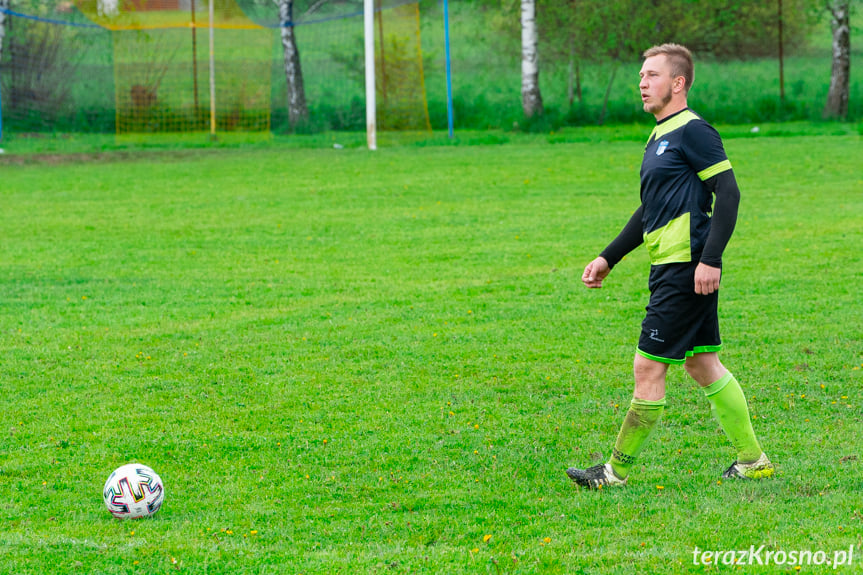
[640,108,732,266]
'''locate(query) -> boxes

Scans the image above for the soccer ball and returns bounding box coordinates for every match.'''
[103,463,165,519]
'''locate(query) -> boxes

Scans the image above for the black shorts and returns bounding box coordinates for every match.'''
[637,262,721,365]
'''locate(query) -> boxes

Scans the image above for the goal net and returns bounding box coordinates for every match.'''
[76,0,271,135]
[0,0,430,137]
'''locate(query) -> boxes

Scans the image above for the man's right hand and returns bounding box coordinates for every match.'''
[582,256,611,288]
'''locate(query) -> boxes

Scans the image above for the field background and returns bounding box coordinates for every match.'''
[1,130,861,573]
[2,1,863,136]
[420,2,863,131]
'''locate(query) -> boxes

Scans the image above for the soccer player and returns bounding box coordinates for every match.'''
[566,44,774,488]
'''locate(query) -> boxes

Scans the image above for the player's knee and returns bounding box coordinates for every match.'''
[633,355,667,399]
[634,354,664,377]
[684,353,725,386]
[683,361,702,380]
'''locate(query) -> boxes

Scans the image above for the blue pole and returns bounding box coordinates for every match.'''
[443,0,453,139]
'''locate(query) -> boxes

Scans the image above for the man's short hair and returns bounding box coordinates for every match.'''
[643,44,694,94]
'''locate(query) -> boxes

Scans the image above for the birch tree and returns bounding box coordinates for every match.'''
[275,0,309,129]
[0,0,9,63]
[98,0,119,17]
[521,0,542,117]
[823,0,851,118]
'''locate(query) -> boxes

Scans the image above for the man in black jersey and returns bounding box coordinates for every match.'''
[566,44,773,489]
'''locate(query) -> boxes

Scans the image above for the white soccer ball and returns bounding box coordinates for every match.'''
[103,463,165,519]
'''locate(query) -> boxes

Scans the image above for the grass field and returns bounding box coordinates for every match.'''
[1,130,861,574]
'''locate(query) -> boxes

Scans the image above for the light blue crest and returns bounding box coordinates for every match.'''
[656,140,669,156]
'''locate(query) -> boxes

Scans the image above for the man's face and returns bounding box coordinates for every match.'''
[639,55,676,116]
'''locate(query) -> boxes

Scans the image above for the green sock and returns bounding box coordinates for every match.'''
[609,397,666,479]
[703,372,762,463]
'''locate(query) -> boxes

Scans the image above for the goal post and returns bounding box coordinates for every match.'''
[364,0,376,150]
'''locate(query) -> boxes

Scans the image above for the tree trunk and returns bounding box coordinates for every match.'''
[823,0,850,119]
[276,0,309,129]
[567,37,574,108]
[98,0,119,17]
[567,36,581,108]
[0,0,9,64]
[778,0,785,100]
[598,64,617,125]
[520,0,543,118]
[576,60,582,104]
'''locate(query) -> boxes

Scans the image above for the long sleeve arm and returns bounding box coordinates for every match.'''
[700,169,740,268]
[599,205,644,269]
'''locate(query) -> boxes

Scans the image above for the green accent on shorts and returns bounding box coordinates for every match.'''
[636,344,723,365]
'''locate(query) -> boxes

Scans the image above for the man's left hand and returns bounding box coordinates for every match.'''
[694,263,721,295]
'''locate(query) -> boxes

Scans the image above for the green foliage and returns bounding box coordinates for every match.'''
[478,0,821,66]
[420,1,863,129]
[2,20,81,125]
[657,0,821,58]
[447,0,833,126]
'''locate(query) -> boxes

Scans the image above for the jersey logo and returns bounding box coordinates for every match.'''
[655,140,669,156]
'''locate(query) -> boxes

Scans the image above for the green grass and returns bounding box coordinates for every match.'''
[1,119,860,156]
[1,131,861,574]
